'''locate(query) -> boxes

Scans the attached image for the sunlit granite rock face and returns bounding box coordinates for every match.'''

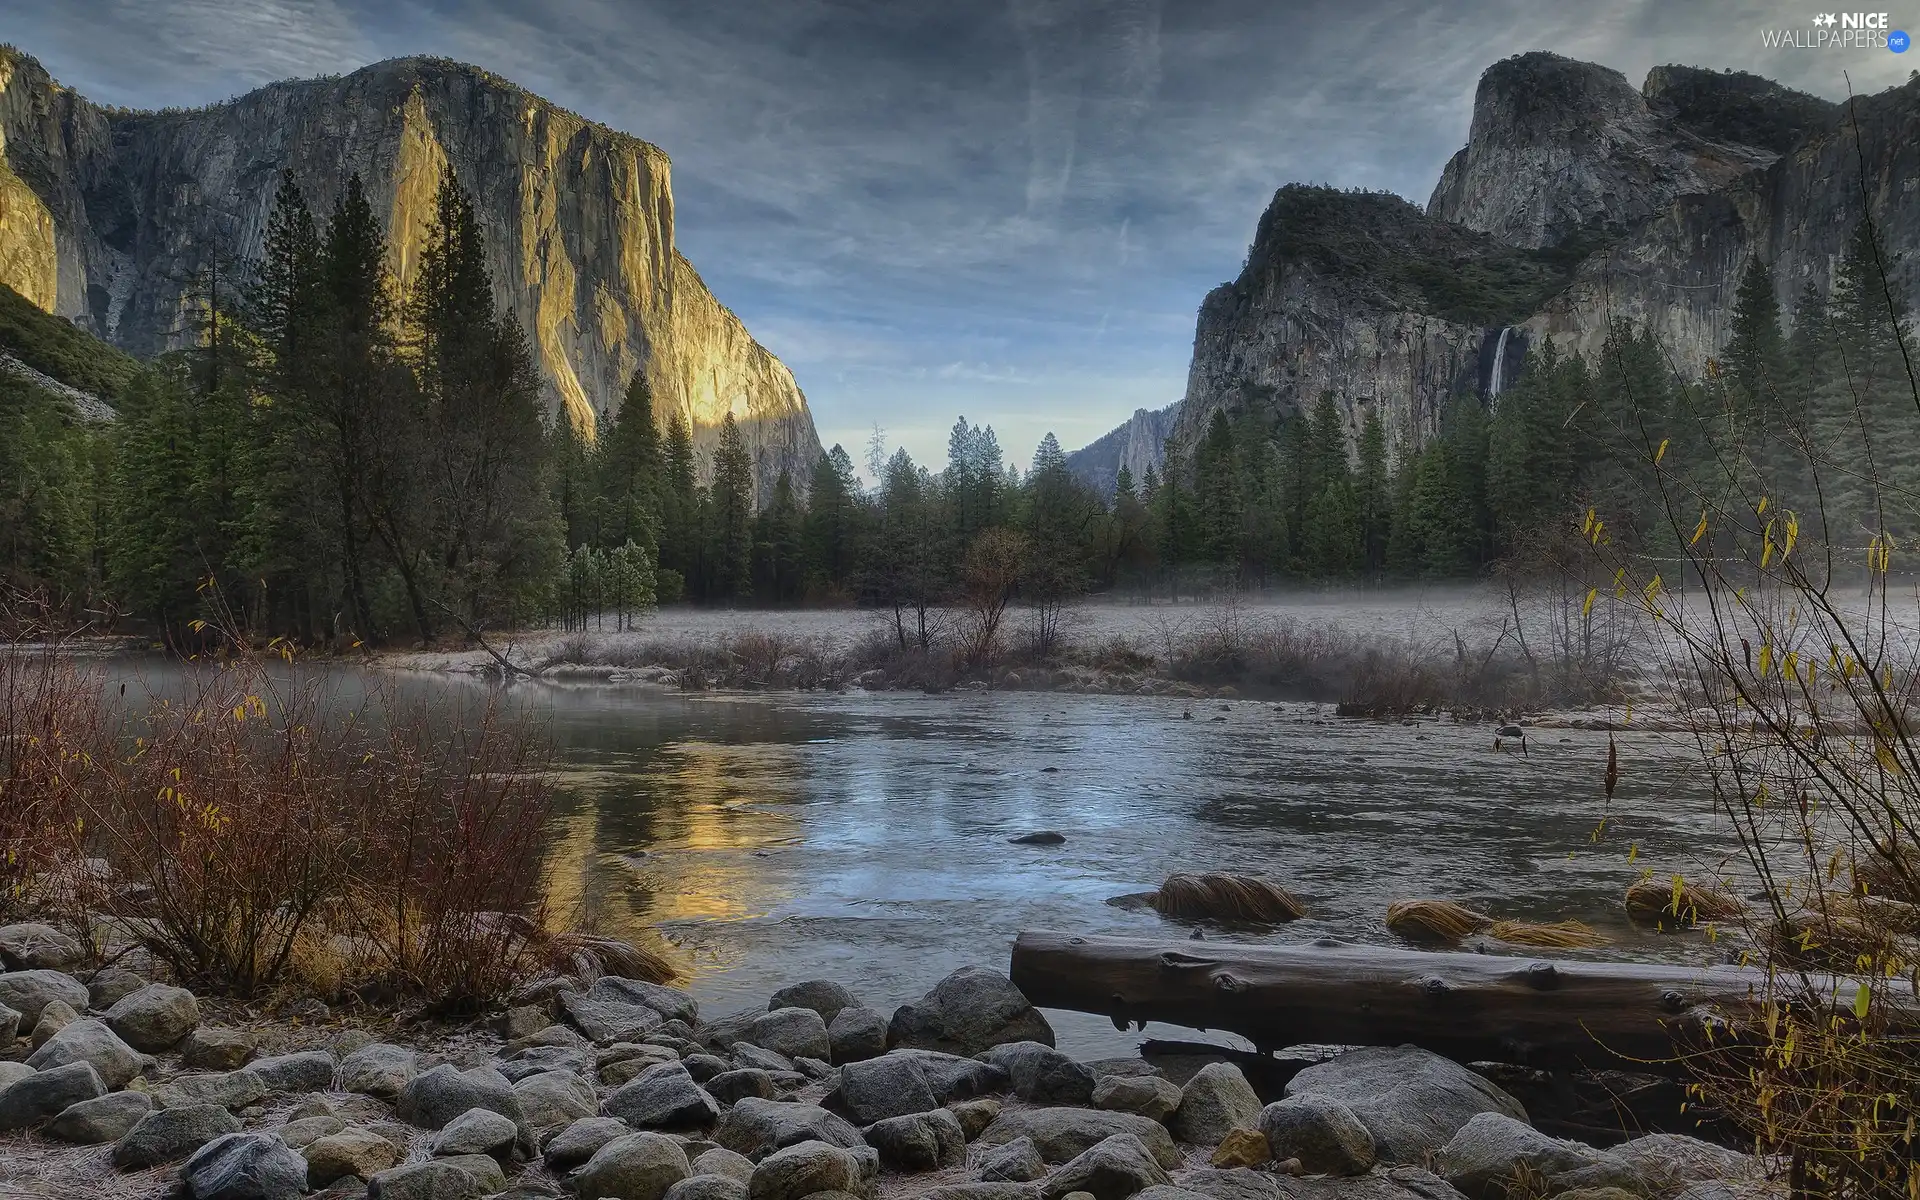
[0,48,821,498]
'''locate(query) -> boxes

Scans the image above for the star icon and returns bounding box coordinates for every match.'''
[1813,12,1838,25]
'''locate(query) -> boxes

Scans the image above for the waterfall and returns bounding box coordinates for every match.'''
[1488,327,1512,399]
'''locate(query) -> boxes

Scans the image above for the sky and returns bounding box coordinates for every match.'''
[6,0,1916,477]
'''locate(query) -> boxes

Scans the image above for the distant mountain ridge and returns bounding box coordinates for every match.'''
[0,47,823,497]
[1064,401,1179,496]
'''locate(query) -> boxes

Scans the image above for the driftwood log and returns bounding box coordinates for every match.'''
[1009,931,1908,1073]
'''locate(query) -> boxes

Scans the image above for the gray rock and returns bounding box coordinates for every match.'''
[514,1068,598,1135]
[733,1043,797,1073]
[546,1116,633,1169]
[864,1107,965,1171]
[768,981,861,1025]
[794,1056,835,1082]
[668,1175,753,1200]
[48,1088,153,1142]
[105,983,200,1051]
[976,1108,1180,1169]
[183,1026,260,1070]
[709,1068,779,1104]
[979,1135,1048,1183]
[437,1154,509,1192]
[1610,1134,1761,1197]
[594,977,701,1026]
[0,923,84,971]
[832,1049,1008,1124]
[0,1061,32,1089]
[0,968,88,1028]
[1285,1047,1528,1165]
[563,988,667,1045]
[431,1106,520,1158]
[397,1064,528,1134]
[714,1097,866,1160]
[509,1046,592,1083]
[340,1043,418,1100]
[158,1070,269,1111]
[919,1187,1041,1200]
[1170,1063,1261,1146]
[1438,1112,1632,1200]
[327,1028,376,1059]
[246,1050,337,1093]
[978,1041,1096,1105]
[888,966,1053,1056]
[367,1160,485,1200]
[0,1002,18,1046]
[692,1146,758,1183]
[1038,1133,1170,1200]
[748,1007,832,1062]
[948,1098,1003,1140]
[602,1061,722,1130]
[748,1139,864,1200]
[502,1004,553,1040]
[28,996,76,1047]
[602,1041,683,1069]
[1091,1075,1183,1122]
[303,1126,401,1185]
[1164,1169,1283,1200]
[827,1007,889,1065]
[115,1104,245,1168]
[183,1130,308,1200]
[701,1007,764,1055]
[1258,1095,1374,1177]
[25,1018,146,1089]
[685,1053,733,1082]
[276,1115,347,1149]
[1133,1188,1210,1200]
[86,967,151,1011]
[576,1131,692,1200]
[509,1022,590,1054]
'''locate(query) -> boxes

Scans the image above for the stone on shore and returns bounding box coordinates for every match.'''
[667,1175,752,1200]
[575,1131,692,1200]
[546,1116,633,1170]
[827,1007,889,1065]
[947,1097,1002,1139]
[562,988,667,1045]
[0,970,91,1029]
[1,1062,106,1131]
[515,1068,598,1135]
[830,1049,1007,1124]
[158,1069,268,1111]
[86,967,151,1011]
[115,1103,245,1168]
[0,1002,18,1046]
[183,1130,308,1200]
[1285,1046,1528,1164]
[748,1007,832,1062]
[1166,1168,1283,1200]
[714,1097,866,1160]
[601,1061,721,1130]
[0,924,84,971]
[398,1064,528,1134]
[340,1043,418,1100]
[747,1139,866,1200]
[692,1146,757,1183]
[1258,1095,1374,1177]
[593,977,701,1026]
[1170,1063,1261,1146]
[978,1041,1096,1105]
[976,1108,1181,1169]
[366,1160,486,1200]
[1037,1133,1170,1200]
[183,1026,260,1070]
[48,1089,153,1142]
[1439,1112,1636,1200]
[978,1135,1048,1183]
[863,1107,965,1171]
[430,1106,520,1158]
[28,998,76,1047]
[888,966,1053,1056]
[708,1068,778,1105]
[247,1050,338,1094]
[768,981,861,1025]
[26,1018,148,1090]
[302,1126,401,1185]
[1609,1134,1762,1196]
[1208,1128,1272,1170]
[1092,1075,1183,1122]
[104,982,201,1051]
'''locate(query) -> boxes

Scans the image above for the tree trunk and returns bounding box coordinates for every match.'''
[1009,932,1909,1073]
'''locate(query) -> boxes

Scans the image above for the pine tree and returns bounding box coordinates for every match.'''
[754,470,804,602]
[657,412,698,599]
[1194,410,1244,570]
[1725,255,1787,409]
[1354,408,1390,574]
[709,412,755,600]
[803,446,858,594]
[596,370,663,559]
[1302,478,1362,577]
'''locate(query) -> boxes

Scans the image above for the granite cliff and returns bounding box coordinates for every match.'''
[0,47,822,498]
[1065,401,1179,497]
[1171,52,1909,468]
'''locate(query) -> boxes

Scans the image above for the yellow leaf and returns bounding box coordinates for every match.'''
[1656,438,1670,464]
[1690,513,1708,546]
[1856,981,1871,1021]
[1582,588,1596,619]
[1759,644,1773,676]
[1757,496,1769,515]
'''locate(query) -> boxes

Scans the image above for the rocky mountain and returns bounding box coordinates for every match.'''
[1175,52,1910,465]
[0,47,822,498]
[1065,401,1179,496]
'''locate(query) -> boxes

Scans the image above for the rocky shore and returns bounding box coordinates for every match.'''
[0,924,1770,1200]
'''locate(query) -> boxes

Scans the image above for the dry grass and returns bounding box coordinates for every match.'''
[1486,919,1610,949]
[1623,876,1744,927]
[1385,898,1493,944]
[1153,873,1306,923]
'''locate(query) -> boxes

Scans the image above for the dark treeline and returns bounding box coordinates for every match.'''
[3,201,1911,643]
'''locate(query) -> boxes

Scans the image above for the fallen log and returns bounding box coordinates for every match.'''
[1009,931,1909,1073]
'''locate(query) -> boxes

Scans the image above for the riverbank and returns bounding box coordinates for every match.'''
[0,934,1778,1200]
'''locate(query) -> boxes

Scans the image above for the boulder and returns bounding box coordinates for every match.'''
[303,1126,401,1185]
[947,1097,1002,1140]
[831,1049,1007,1124]
[827,1007,889,1065]
[575,1131,692,1200]
[276,1115,347,1149]
[183,1026,260,1070]
[502,1004,553,1040]
[1258,1095,1374,1177]
[1170,1063,1261,1146]
[182,1130,308,1200]
[366,1160,486,1200]
[978,1041,1096,1105]
[85,967,151,1011]
[594,977,701,1026]
[864,1107,965,1171]
[701,1007,765,1055]
[602,1061,722,1130]
[768,981,861,1025]
[978,1135,1048,1183]
[0,1002,17,1046]
[888,966,1053,1056]
[977,1109,1181,1169]
[1285,1046,1528,1165]
[685,1053,733,1082]
[692,1146,758,1183]
[26,1018,147,1089]
[341,1043,418,1101]
[714,1097,866,1160]
[1092,1075,1183,1122]
[1610,1134,1761,1197]
[158,1070,268,1111]
[397,1064,528,1134]
[115,1104,245,1168]
[431,1106,521,1158]
[329,1028,377,1059]
[507,1045,591,1083]
[28,997,77,1047]
[246,1050,338,1094]
[667,1175,752,1200]
[919,1187,1043,1200]
[104,982,200,1051]
[1208,1128,1272,1169]
[1438,1112,1635,1200]
[515,1069,598,1135]
[0,969,89,1029]
[748,1008,832,1062]
[1165,1168,1284,1200]
[439,1153,510,1192]
[48,1089,153,1142]
[734,1044,797,1073]
[563,988,667,1045]
[0,1061,31,1089]
[748,1139,865,1200]
[709,1068,779,1104]
[546,1116,634,1169]
[0,923,84,971]
[1038,1133,1171,1200]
